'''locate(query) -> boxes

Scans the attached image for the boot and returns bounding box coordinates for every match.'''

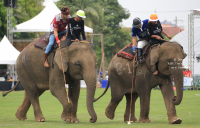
[137,48,145,64]
[44,53,50,67]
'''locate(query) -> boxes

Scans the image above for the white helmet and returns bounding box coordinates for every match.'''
[76,10,86,18]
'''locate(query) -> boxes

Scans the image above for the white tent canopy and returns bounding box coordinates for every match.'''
[171,26,200,75]
[0,36,20,64]
[12,0,93,33]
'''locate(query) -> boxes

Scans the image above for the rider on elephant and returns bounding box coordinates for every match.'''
[66,10,86,46]
[44,6,70,68]
[146,14,172,45]
[146,14,172,75]
[131,17,149,64]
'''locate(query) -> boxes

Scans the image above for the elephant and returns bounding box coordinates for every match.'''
[95,42,186,124]
[6,38,98,123]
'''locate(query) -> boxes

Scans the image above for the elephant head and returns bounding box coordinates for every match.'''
[150,42,187,105]
[54,41,98,123]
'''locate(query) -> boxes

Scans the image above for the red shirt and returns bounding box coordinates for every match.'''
[50,13,69,32]
[183,70,192,77]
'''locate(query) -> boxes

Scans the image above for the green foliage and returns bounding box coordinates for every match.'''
[13,0,44,39]
[57,0,131,68]
[14,0,44,23]
[0,0,131,69]
[0,0,44,39]
[0,89,200,128]
[0,1,7,39]
[101,0,130,68]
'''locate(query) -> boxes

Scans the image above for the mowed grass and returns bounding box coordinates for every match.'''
[0,88,200,128]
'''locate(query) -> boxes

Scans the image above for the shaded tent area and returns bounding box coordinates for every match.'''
[171,26,200,75]
[12,0,93,33]
[0,36,23,91]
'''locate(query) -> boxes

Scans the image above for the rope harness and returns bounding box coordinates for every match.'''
[58,46,70,103]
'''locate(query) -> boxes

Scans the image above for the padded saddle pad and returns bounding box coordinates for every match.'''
[117,45,135,61]
[34,32,50,50]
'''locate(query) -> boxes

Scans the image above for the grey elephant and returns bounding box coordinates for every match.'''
[95,42,186,124]
[4,39,97,123]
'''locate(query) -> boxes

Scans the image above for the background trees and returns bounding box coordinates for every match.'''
[56,0,131,67]
[0,0,44,39]
[0,0,131,69]
[99,0,130,67]
[13,0,44,39]
[0,0,8,39]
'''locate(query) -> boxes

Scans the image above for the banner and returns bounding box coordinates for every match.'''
[183,77,193,86]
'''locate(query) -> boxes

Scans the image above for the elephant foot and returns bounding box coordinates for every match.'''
[15,109,27,121]
[71,118,80,123]
[169,117,182,124]
[61,112,79,123]
[138,118,151,123]
[66,117,79,123]
[34,115,45,122]
[61,112,71,121]
[105,107,114,120]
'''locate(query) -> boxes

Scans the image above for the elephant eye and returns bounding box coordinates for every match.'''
[74,62,81,67]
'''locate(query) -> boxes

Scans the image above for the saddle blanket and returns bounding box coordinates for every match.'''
[117,45,135,61]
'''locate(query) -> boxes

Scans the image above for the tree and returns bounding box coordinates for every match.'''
[13,0,44,39]
[99,0,130,67]
[56,0,131,68]
[0,0,7,39]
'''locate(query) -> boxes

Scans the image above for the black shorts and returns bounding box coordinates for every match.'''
[66,37,72,46]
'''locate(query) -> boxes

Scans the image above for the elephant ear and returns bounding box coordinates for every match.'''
[178,43,187,59]
[150,45,160,66]
[181,46,187,59]
[54,47,69,72]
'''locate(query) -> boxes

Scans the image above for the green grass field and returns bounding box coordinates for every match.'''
[0,88,200,128]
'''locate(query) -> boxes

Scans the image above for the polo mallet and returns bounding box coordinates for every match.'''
[126,55,137,125]
[71,40,89,43]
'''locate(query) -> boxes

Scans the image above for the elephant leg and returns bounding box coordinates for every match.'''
[16,90,45,121]
[160,84,182,124]
[138,90,151,123]
[18,78,46,122]
[124,93,138,122]
[68,81,80,123]
[15,91,31,121]
[105,91,123,120]
[29,89,46,122]
[49,83,73,123]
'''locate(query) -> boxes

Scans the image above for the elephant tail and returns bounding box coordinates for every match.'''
[93,80,110,102]
[2,81,20,97]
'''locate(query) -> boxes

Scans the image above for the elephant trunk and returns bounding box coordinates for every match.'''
[83,70,97,123]
[171,69,183,105]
